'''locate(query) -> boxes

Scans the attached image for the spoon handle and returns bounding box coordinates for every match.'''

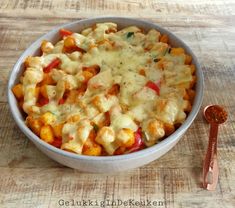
[203,123,219,190]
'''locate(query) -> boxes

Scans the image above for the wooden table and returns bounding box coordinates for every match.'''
[0,0,234,207]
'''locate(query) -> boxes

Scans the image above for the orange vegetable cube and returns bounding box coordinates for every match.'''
[24,56,41,68]
[164,123,175,136]
[185,55,192,65]
[82,65,100,75]
[41,40,54,53]
[82,71,94,83]
[40,125,54,143]
[116,128,135,148]
[64,36,76,48]
[160,34,168,43]
[12,84,23,100]
[82,143,102,156]
[67,114,80,123]
[82,135,102,156]
[40,112,56,125]
[171,47,185,55]
[40,73,56,85]
[26,116,42,136]
[52,123,64,138]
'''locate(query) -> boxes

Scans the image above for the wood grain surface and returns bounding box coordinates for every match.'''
[0,0,235,207]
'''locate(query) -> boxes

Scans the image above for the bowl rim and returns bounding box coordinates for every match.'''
[7,16,204,161]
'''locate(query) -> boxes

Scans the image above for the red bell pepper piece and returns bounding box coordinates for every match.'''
[59,29,73,37]
[58,90,70,105]
[38,97,49,106]
[58,98,65,105]
[114,147,126,155]
[128,128,145,153]
[51,137,62,148]
[43,58,61,73]
[146,80,161,95]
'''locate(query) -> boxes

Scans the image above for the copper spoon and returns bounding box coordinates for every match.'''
[202,105,228,190]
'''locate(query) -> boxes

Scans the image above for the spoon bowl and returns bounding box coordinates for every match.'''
[204,105,228,124]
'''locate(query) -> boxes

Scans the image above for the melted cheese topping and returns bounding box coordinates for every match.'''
[17,22,195,155]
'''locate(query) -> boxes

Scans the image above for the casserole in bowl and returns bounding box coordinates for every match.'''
[8,17,203,172]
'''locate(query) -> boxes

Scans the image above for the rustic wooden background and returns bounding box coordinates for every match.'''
[0,0,235,207]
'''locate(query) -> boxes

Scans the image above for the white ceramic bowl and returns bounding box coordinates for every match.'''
[7,17,203,173]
